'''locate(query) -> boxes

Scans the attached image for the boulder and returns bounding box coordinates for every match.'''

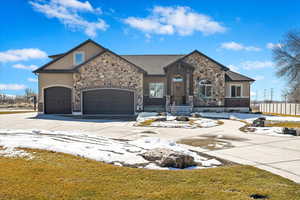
[175,116,190,121]
[282,128,300,136]
[252,117,266,127]
[141,148,196,168]
[191,113,201,118]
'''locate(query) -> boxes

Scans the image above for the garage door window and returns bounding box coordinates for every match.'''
[149,83,164,98]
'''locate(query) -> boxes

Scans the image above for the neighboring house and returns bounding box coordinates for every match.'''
[33,39,255,115]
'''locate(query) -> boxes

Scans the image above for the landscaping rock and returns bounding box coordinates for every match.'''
[175,116,190,121]
[282,128,300,136]
[141,148,196,168]
[252,117,266,127]
[191,113,201,118]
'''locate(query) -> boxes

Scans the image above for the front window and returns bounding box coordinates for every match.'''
[74,52,84,65]
[231,85,242,97]
[198,79,212,98]
[149,83,164,98]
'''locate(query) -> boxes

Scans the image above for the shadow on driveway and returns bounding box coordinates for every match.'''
[27,114,137,123]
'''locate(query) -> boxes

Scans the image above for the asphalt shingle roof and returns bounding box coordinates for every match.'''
[225,70,255,82]
[120,54,185,75]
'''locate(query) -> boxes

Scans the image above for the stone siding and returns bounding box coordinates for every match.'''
[73,51,143,112]
[183,52,226,106]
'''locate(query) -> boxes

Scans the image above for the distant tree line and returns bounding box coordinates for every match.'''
[0,88,36,105]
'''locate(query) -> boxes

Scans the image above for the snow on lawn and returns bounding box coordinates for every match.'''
[196,112,300,123]
[0,147,34,159]
[0,129,222,169]
[245,127,295,137]
[136,112,219,128]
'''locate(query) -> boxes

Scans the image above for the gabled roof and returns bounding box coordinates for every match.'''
[121,54,185,75]
[33,39,106,73]
[225,70,255,82]
[34,39,146,74]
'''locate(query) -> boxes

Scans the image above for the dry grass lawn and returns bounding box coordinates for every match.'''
[266,122,300,128]
[0,111,35,114]
[0,149,300,200]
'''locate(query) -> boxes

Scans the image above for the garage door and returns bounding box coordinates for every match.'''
[83,89,134,114]
[44,87,72,114]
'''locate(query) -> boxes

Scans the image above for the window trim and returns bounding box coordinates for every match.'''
[198,79,213,98]
[230,84,243,98]
[149,82,164,98]
[73,51,85,65]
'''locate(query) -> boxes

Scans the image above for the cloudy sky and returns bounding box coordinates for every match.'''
[1,0,299,100]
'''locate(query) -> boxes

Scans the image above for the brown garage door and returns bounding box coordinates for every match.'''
[83,89,134,115]
[44,87,72,114]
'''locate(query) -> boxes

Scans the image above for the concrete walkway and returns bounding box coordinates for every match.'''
[0,112,300,183]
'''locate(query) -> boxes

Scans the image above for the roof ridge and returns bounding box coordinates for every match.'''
[121,54,186,56]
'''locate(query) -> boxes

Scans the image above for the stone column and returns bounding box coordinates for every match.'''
[188,95,194,107]
[166,95,171,112]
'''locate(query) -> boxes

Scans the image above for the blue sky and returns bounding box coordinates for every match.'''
[0,0,299,100]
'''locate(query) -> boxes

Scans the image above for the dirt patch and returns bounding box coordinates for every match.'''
[200,134,249,142]
[178,138,234,150]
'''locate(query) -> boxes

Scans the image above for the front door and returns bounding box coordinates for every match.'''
[172,76,185,105]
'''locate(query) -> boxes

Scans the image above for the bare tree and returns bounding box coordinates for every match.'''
[273,30,300,101]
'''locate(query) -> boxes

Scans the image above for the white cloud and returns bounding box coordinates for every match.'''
[0,48,47,63]
[52,0,94,11]
[250,91,256,96]
[227,64,239,72]
[12,64,38,71]
[27,78,38,82]
[241,61,274,70]
[220,41,261,51]
[254,75,265,81]
[0,84,26,91]
[266,42,282,49]
[124,6,226,36]
[30,0,108,37]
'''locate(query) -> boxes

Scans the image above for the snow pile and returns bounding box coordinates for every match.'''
[0,147,34,159]
[247,127,293,137]
[136,112,219,128]
[0,129,222,169]
[196,112,300,123]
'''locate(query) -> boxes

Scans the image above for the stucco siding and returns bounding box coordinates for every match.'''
[45,42,104,70]
[225,81,250,98]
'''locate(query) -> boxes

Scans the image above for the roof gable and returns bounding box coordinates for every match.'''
[225,70,255,82]
[33,39,106,73]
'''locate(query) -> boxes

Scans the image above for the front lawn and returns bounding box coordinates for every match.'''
[0,149,299,200]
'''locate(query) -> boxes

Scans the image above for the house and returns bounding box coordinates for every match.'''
[33,39,255,115]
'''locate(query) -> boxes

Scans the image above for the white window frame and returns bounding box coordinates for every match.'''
[149,82,164,98]
[198,79,213,98]
[230,84,243,98]
[73,51,85,65]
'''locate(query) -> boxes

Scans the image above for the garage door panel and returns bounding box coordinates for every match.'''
[44,87,72,114]
[83,89,134,114]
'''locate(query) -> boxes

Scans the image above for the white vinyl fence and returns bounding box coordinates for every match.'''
[258,103,300,116]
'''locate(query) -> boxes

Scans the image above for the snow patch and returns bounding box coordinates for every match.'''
[0,129,223,169]
[0,147,34,159]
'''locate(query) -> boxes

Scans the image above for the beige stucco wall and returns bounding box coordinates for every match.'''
[38,73,74,103]
[45,42,104,70]
[225,81,250,98]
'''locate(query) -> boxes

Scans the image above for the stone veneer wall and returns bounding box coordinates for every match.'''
[73,51,144,112]
[183,52,226,106]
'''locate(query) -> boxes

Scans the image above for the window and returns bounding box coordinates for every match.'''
[172,75,183,82]
[231,85,242,97]
[74,52,84,65]
[198,79,212,98]
[149,83,164,98]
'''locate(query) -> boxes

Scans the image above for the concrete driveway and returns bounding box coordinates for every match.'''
[0,112,300,183]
